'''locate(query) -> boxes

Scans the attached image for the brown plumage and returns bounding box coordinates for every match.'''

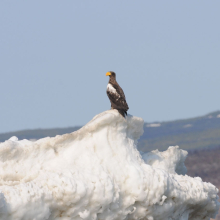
[106,71,129,117]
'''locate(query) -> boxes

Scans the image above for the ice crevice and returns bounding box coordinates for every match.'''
[0,110,219,220]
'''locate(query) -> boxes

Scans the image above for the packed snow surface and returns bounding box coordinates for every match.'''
[0,110,219,220]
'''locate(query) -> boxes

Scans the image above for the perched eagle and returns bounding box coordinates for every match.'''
[106,71,129,117]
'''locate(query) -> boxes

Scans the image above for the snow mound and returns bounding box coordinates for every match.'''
[0,110,219,220]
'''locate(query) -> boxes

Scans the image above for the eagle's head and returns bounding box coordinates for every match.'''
[106,71,116,78]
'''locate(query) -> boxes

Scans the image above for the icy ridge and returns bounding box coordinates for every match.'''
[0,110,219,220]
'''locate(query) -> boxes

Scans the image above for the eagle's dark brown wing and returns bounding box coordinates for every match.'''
[106,83,129,117]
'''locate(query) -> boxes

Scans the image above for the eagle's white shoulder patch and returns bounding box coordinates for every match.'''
[107,84,120,97]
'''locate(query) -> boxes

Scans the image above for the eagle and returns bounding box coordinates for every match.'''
[106,71,129,117]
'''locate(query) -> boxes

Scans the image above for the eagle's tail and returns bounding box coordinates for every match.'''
[118,109,127,118]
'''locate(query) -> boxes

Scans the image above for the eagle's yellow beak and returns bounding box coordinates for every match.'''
[106,72,111,76]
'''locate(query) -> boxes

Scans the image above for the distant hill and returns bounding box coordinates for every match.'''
[186,146,220,188]
[0,126,81,142]
[185,145,220,220]
[1,111,220,152]
[139,110,220,152]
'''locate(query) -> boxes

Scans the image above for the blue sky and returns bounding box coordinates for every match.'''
[0,1,220,133]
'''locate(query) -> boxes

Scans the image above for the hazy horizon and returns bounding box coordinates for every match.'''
[1,109,219,134]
